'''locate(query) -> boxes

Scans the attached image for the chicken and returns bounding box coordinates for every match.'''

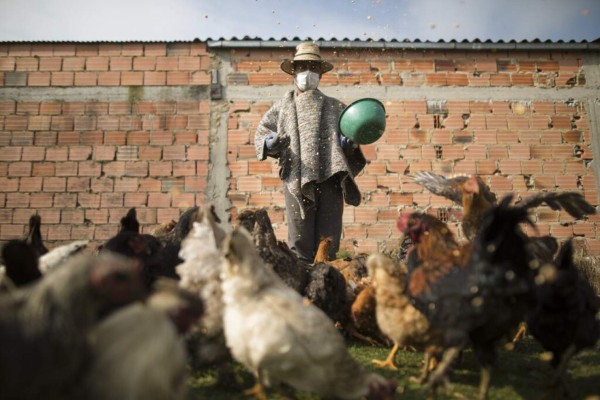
[74,279,203,400]
[410,172,496,240]
[397,196,537,399]
[310,236,385,345]
[240,208,309,294]
[119,207,141,233]
[1,240,42,288]
[0,251,145,400]
[221,227,397,400]
[411,171,595,241]
[350,285,391,346]
[38,240,90,274]
[24,214,49,257]
[151,219,177,236]
[367,253,438,382]
[526,239,600,393]
[176,210,230,369]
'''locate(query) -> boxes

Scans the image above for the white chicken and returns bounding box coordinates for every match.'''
[176,209,230,368]
[221,227,397,400]
[39,240,90,274]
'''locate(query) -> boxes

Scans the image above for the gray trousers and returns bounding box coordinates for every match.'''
[284,176,344,263]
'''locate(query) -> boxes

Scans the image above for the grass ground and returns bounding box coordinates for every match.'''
[186,337,600,400]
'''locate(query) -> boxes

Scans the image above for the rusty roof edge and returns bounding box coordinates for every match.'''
[207,40,600,51]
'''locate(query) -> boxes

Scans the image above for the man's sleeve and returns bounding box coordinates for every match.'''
[255,104,279,161]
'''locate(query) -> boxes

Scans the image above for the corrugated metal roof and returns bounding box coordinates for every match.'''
[1,37,599,49]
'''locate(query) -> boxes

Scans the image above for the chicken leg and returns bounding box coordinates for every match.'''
[371,342,399,370]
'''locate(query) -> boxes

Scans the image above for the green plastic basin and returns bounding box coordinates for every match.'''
[338,98,386,145]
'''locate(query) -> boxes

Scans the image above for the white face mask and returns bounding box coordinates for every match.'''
[294,70,320,91]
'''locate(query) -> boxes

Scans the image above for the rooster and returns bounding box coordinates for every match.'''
[526,239,600,394]
[0,252,145,400]
[397,196,538,399]
[221,227,397,400]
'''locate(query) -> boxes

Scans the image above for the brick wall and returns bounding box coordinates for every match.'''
[223,46,600,255]
[1,41,599,255]
[0,42,212,244]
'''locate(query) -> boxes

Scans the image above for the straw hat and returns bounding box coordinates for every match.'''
[280,42,334,75]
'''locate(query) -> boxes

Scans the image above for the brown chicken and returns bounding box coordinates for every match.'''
[367,253,439,381]
[312,237,385,346]
[397,197,540,399]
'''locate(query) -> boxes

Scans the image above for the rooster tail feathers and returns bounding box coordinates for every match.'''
[517,192,596,219]
[474,195,532,266]
[119,208,140,233]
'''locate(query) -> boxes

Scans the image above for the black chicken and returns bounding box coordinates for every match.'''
[239,208,309,294]
[1,240,42,287]
[24,214,49,257]
[397,196,537,399]
[526,239,600,394]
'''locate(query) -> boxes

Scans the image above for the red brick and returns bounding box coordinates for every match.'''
[144,71,166,85]
[185,176,207,192]
[121,72,143,85]
[28,72,51,86]
[166,72,190,85]
[42,177,66,192]
[74,72,97,86]
[86,57,109,71]
[98,72,120,86]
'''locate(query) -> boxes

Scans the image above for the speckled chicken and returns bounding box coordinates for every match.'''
[367,253,439,382]
[221,227,397,400]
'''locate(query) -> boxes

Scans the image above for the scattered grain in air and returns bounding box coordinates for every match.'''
[367,16,372,20]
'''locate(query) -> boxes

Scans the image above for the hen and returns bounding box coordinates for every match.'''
[397,196,537,399]
[238,208,309,294]
[526,239,600,394]
[367,253,439,381]
[221,227,397,400]
[176,208,231,370]
[75,279,203,400]
[313,236,386,345]
[0,252,145,400]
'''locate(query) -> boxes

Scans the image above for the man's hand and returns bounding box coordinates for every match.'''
[265,131,290,153]
[339,134,356,150]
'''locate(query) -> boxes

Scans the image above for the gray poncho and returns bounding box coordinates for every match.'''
[255,89,366,218]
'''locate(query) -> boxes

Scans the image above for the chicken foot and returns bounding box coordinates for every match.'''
[426,345,462,392]
[371,342,399,370]
[409,351,436,384]
[478,365,492,400]
[244,370,268,400]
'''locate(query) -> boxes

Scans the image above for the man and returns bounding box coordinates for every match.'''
[254,42,366,262]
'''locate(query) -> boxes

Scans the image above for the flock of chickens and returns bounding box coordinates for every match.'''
[0,171,599,400]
